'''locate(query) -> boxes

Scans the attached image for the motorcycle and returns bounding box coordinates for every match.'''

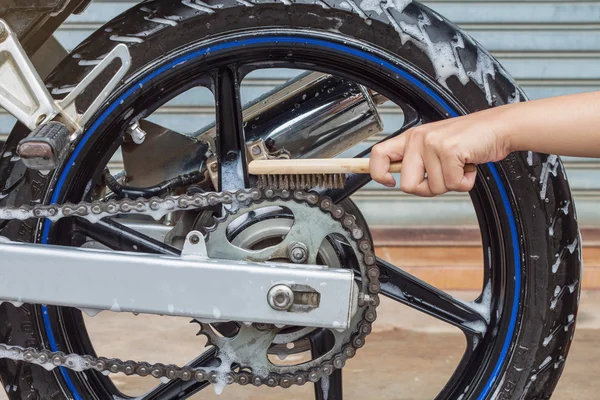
[0,1,581,399]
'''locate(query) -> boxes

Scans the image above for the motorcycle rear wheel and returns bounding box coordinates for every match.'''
[0,1,580,399]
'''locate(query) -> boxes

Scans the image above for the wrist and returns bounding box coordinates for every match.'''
[488,106,521,156]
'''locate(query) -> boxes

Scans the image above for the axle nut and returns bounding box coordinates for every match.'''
[288,242,308,264]
[267,284,294,311]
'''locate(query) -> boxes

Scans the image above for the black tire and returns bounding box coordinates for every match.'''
[0,1,581,399]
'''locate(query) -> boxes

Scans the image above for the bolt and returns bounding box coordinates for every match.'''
[254,323,272,331]
[288,242,308,264]
[189,234,200,244]
[210,163,218,172]
[226,151,237,161]
[251,145,262,156]
[267,284,294,311]
[127,122,147,144]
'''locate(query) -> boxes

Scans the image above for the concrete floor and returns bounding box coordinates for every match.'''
[1,291,595,400]
[1,292,599,399]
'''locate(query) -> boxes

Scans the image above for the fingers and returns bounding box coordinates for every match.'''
[416,145,477,195]
[440,152,477,192]
[398,143,434,197]
[370,126,479,196]
[422,144,447,195]
[370,135,406,187]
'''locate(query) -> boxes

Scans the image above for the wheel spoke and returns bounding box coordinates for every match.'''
[310,330,343,400]
[141,348,219,400]
[325,108,422,203]
[71,217,180,256]
[377,257,487,338]
[214,66,248,191]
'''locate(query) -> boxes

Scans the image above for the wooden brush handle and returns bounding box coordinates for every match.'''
[248,158,476,174]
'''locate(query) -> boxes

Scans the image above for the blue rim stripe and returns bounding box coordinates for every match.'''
[40,36,520,400]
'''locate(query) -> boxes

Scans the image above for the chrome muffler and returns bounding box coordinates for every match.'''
[197,71,383,158]
[123,71,384,186]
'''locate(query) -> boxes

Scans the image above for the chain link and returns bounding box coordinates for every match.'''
[0,188,379,389]
[0,190,261,223]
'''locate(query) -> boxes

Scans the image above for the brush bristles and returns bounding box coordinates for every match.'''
[255,174,347,190]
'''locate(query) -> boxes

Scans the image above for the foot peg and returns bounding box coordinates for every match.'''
[0,18,131,170]
[17,121,70,170]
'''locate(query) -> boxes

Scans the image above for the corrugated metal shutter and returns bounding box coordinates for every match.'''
[3,1,599,227]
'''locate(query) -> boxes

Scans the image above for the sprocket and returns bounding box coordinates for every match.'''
[197,189,380,387]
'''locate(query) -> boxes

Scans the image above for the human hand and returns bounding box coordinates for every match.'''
[369,110,512,196]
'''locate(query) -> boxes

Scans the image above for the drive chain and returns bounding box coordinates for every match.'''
[0,188,379,388]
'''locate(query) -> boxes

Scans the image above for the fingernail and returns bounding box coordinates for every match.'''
[385,182,395,188]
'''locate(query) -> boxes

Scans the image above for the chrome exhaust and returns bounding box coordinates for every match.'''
[123,71,384,187]
[195,71,384,158]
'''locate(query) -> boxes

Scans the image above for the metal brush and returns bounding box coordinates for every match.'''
[249,159,476,190]
[255,173,348,190]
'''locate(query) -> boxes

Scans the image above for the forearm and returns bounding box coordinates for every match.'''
[369,90,600,195]
[493,91,600,157]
